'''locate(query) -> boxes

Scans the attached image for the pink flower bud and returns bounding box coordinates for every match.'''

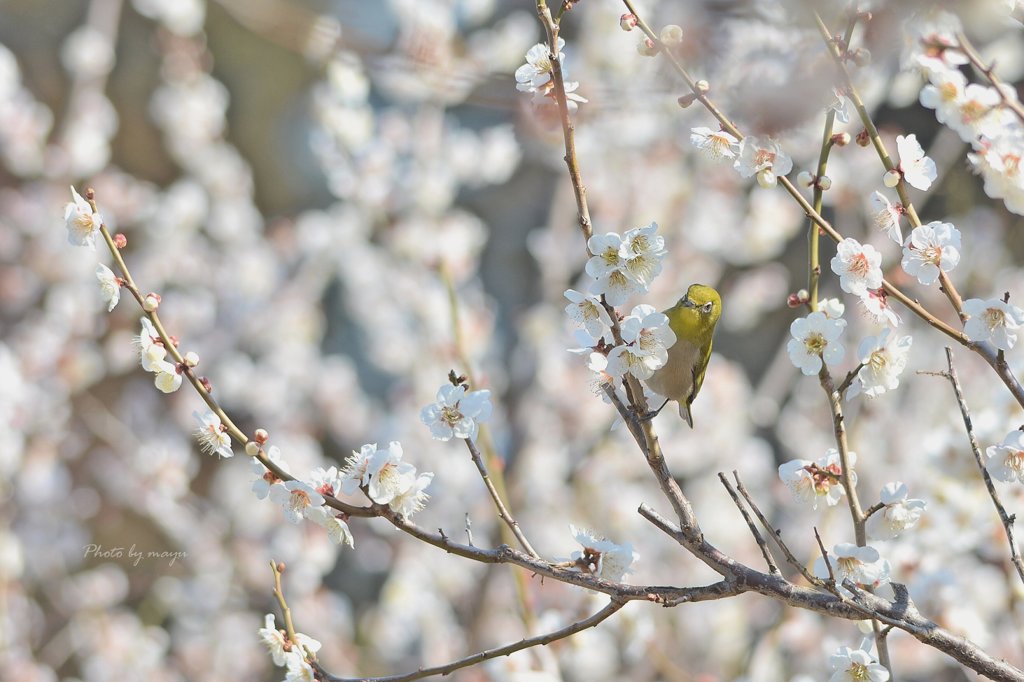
[254,428,270,444]
[619,13,637,31]
[143,293,161,311]
[114,233,127,248]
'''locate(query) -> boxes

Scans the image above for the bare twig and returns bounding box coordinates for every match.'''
[719,472,780,575]
[318,599,628,682]
[813,528,835,586]
[955,31,1024,125]
[938,347,1024,588]
[465,437,539,558]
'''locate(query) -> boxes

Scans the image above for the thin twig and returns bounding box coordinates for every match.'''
[465,437,539,558]
[718,472,780,574]
[939,347,1024,588]
[955,31,1024,125]
[813,527,835,586]
[318,599,628,682]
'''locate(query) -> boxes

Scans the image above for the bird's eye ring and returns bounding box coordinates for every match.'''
[702,302,713,313]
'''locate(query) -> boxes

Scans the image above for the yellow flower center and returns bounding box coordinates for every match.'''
[804,332,827,355]
[922,245,942,265]
[939,81,959,101]
[754,149,776,168]
[441,405,463,426]
[848,662,870,680]
[848,252,871,276]
[983,307,1007,331]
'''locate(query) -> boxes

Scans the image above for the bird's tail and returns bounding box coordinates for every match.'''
[679,402,694,428]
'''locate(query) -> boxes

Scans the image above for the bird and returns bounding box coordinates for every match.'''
[644,284,722,427]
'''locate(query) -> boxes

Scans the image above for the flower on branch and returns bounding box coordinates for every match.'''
[859,288,901,327]
[829,644,890,682]
[64,185,102,249]
[778,449,856,510]
[251,446,285,499]
[569,525,637,582]
[153,359,183,393]
[831,238,882,297]
[388,471,433,518]
[869,191,903,243]
[194,409,233,458]
[564,288,613,338]
[734,135,793,188]
[814,542,891,589]
[134,317,167,372]
[606,304,676,381]
[307,506,355,547]
[847,329,912,399]
[689,127,738,161]
[366,441,417,505]
[95,264,121,311]
[270,480,325,524]
[866,482,926,541]
[258,613,322,667]
[963,297,1024,350]
[986,430,1024,483]
[901,221,961,285]
[787,311,846,375]
[420,383,492,441]
[515,38,565,95]
[584,223,666,305]
[895,134,937,191]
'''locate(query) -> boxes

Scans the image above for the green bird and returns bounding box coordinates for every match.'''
[644,284,722,427]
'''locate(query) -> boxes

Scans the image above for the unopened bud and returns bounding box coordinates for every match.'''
[184,351,200,367]
[168,335,180,347]
[817,175,832,191]
[851,48,871,67]
[114,233,127,248]
[797,170,815,187]
[245,441,261,457]
[787,289,810,308]
[883,169,902,188]
[637,38,658,56]
[856,129,870,147]
[756,168,778,188]
[695,79,710,95]
[143,293,161,312]
[85,187,96,200]
[619,13,637,31]
[199,376,213,393]
[677,92,698,108]
[254,428,270,444]
[832,132,851,146]
[659,24,683,45]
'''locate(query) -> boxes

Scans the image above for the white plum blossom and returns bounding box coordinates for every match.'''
[64,185,102,249]
[895,134,937,190]
[859,288,901,327]
[689,127,738,161]
[194,409,233,458]
[284,651,316,682]
[970,135,1024,216]
[778,449,856,510]
[95,264,120,311]
[340,443,377,495]
[606,304,676,380]
[787,311,846,375]
[135,317,167,372]
[270,480,325,524]
[388,471,433,518]
[366,441,417,504]
[919,67,967,125]
[869,191,903,243]
[831,238,883,297]
[814,542,891,588]
[901,221,961,285]
[307,465,343,498]
[734,135,793,188]
[947,83,1003,142]
[847,329,912,399]
[866,482,927,541]
[258,614,322,669]
[420,383,492,441]
[829,645,890,682]
[620,222,666,287]
[963,297,1024,350]
[515,38,564,94]
[569,525,637,582]
[819,298,846,320]
[585,232,635,305]
[153,359,183,393]
[564,289,613,338]
[986,430,1024,483]
[307,506,355,547]
[251,446,284,499]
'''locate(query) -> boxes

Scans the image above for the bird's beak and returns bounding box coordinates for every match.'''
[681,295,695,308]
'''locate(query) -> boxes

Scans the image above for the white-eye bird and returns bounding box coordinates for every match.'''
[644,284,722,427]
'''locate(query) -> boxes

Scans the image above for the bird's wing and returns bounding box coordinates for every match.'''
[686,338,713,409]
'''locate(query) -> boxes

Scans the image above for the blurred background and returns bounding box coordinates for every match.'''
[2,0,1024,680]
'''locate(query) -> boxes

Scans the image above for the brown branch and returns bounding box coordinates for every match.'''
[955,31,1024,125]
[318,599,628,682]
[464,437,539,558]
[938,347,1024,588]
[718,472,780,575]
